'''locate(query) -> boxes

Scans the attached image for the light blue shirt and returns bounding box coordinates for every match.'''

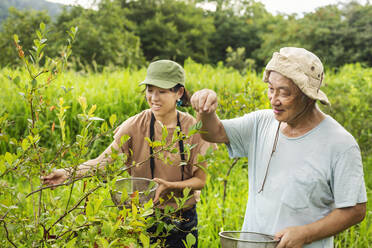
[221,110,367,248]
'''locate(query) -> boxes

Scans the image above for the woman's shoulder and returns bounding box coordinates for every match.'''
[114,109,151,137]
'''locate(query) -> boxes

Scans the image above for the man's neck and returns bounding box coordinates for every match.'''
[281,106,325,137]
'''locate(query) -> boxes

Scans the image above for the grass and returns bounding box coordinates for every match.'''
[0,60,371,247]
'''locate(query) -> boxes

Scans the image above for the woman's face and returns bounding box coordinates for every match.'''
[145,85,183,116]
[267,71,308,123]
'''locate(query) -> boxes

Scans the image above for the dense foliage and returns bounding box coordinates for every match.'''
[0,0,63,23]
[1,58,371,246]
[0,0,371,69]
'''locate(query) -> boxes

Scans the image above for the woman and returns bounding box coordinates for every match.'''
[42,60,212,247]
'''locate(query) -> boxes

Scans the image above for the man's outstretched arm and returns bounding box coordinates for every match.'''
[191,89,229,143]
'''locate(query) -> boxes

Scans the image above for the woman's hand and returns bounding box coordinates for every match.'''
[41,169,69,186]
[153,178,173,203]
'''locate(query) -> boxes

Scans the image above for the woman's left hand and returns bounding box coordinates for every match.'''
[153,178,173,203]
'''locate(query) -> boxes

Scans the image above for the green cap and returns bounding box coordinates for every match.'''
[139,60,185,89]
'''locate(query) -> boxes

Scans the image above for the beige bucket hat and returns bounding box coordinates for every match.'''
[263,47,330,105]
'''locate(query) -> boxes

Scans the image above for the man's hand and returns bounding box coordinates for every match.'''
[275,226,309,248]
[190,89,218,114]
[41,169,69,186]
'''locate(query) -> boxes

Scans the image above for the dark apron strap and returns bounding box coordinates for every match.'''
[177,112,186,181]
[149,111,186,180]
[149,112,156,179]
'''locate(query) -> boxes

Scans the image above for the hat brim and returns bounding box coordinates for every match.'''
[139,78,178,89]
[263,53,330,106]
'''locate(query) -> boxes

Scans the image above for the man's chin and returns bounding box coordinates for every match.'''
[273,112,286,122]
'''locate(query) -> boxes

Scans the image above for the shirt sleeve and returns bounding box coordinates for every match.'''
[221,112,257,158]
[113,117,133,155]
[331,145,367,208]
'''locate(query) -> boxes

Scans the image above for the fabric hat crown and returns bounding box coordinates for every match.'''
[139,60,185,89]
[263,47,330,105]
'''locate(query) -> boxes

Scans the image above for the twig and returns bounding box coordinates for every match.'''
[56,223,92,240]
[45,144,71,168]
[46,185,101,234]
[222,158,240,224]
[26,175,91,198]
[84,126,119,148]
[116,140,184,177]
[64,171,77,212]
[1,220,17,248]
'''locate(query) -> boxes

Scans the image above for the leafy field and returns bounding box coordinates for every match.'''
[0,60,371,247]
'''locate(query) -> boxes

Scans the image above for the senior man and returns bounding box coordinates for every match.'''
[191,47,367,248]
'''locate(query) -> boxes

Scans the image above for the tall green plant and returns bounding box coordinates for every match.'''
[0,23,202,247]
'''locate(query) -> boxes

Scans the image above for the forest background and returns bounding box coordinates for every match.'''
[0,0,371,247]
[0,0,372,70]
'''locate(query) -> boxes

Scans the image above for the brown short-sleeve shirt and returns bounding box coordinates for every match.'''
[113,109,213,208]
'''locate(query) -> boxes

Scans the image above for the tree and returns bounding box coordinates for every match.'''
[122,0,215,64]
[207,0,272,68]
[0,0,64,24]
[341,2,372,66]
[0,7,51,67]
[53,0,145,70]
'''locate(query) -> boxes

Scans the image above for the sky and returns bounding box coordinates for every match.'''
[47,0,367,15]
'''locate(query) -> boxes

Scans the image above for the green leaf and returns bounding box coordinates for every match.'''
[102,221,112,236]
[139,233,150,248]
[101,122,108,133]
[144,137,152,146]
[109,114,117,128]
[75,214,86,226]
[13,76,20,86]
[88,104,97,116]
[0,160,6,174]
[64,237,77,248]
[186,233,196,246]
[40,22,46,32]
[120,187,128,204]
[99,237,109,248]
[183,187,191,198]
[4,152,13,165]
[78,96,87,113]
[36,30,42,40]
[86,202,93,217]
[13,34,19,43]
[161,125,168,141]
[21,138,30,151]
[31,79,37,88]
[120,135,130,146]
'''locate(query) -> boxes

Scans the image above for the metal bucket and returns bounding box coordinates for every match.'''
[219,231,279,248]
[110,177,158,208]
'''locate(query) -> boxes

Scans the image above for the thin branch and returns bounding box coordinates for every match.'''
[45,144,71,168]
[1,220,17,248]
[56,224,92,240]
[46,185,101,234]
[26,175,91,198]
[222,158,240,224]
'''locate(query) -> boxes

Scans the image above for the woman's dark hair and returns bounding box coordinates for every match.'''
[170,84,190,107]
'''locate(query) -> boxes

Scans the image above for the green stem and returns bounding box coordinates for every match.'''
[46,186,101,234]
[1,220,17,248]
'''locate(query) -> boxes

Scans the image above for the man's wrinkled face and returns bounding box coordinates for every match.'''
[267,71,307,123]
